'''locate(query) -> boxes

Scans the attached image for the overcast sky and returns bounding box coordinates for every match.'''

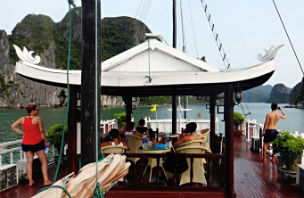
[0,0,303,88]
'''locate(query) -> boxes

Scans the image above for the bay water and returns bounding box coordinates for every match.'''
[1,103,303,143]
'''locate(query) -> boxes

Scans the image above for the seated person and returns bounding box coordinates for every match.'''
[101,129,130,150]
[124,122,144,138]
[174,122,202,147]
[135,119,149,137]
[125,122,135,135]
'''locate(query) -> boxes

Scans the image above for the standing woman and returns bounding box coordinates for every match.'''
[11,104,52,186]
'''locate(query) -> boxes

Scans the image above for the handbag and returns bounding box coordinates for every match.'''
[163,152,188,174]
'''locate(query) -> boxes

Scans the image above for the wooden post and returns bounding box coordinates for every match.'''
[67,86,78,173]
[172,96,177,134]
[80,0,101,166]
[210,93,216,151]
[124,96,132,129]
[224,85,235,197]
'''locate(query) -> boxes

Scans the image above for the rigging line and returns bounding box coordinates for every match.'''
[199,0,231,69]
[271,0,304,76]
[95,0,99,184]
[135,0,144,19]
[53,0,74,183]
[186,0,198,58]
[244,102,253,120]
[139,0,148,21]
[142,0,152,22]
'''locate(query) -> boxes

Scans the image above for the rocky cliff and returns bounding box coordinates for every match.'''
[289,77,304,106]
[267,83,290,103]
[242,85,272,102]
[0,8,150,107]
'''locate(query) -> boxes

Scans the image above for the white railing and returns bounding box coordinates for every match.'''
[243,119,263,142]
[0,139,56,166]
[0,140,23,166]
[145,117,218,134]
[243,119,304,164]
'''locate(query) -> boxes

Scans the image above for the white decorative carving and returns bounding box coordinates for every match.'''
[257,45,284,62]
[13,44,41,65]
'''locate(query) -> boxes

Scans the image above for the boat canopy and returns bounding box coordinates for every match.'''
[13,39,282,96]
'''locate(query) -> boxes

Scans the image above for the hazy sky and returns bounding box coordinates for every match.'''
[0,0,303,88]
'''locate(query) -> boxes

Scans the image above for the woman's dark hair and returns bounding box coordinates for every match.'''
[271,103,278,111]
[138,119,145,127]
[185,122,197,133]
[109,129,119,139]
[126,122,135,131]
[25,104,37,115]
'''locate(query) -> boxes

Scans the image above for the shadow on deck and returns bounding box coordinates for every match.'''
[2,136,304,198]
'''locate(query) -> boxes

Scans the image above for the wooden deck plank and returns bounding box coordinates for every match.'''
[234,136,304,198]
[2,136,304,198]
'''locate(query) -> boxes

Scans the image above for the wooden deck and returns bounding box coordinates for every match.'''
[234,136,303,198]
[2,136,304,198]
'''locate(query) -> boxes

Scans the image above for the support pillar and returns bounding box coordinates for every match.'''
[224,85,235,197]
[67,86,78,173]
[124,96,132,129]
[210,93,216,151]
[80,0,101,166]
[172,96,177,134]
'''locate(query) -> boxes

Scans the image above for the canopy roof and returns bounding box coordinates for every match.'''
[14,40,282,96]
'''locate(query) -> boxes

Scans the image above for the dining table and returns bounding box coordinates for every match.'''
[139,145,170,183]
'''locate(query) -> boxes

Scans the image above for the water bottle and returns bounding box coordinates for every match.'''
[44,145,49,154]
[165,133,170,148]
[142,135,148,150]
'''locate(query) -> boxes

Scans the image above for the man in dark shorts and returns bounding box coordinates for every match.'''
[262,103,287,163]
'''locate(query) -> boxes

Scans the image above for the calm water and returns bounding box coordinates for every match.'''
[1,103,303,143]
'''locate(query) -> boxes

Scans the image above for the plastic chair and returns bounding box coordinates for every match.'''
[125,135,143,163]
[100,145,127,154]
[199,129,211,152]
[175,144,208,186]
[200,128,210,143]
[175,140,204,148]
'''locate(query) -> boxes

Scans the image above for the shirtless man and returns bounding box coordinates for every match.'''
[174,122,202,147]
[262,103,287,163]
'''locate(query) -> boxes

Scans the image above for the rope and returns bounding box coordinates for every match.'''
[271,0,304,76]
[53,0,74,183]
[135,0,144,19]
[186,0,199,58]
[199,0,231,69]
[95,0,99,184]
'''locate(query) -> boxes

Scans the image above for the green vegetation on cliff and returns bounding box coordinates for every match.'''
[295,77,304,105]
[8,14,57,62]
[101,16,151,60]
[8,9,151,71]
[267,83,290,103]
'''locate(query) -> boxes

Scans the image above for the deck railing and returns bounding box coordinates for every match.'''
[243,119,304,164]
[0,139,56,166]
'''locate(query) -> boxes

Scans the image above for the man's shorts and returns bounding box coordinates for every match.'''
[263,129,278,143]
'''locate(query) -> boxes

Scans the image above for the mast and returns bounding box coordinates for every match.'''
[172,0,177,134]
[80,0,101,165]
[180,0,187,119]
